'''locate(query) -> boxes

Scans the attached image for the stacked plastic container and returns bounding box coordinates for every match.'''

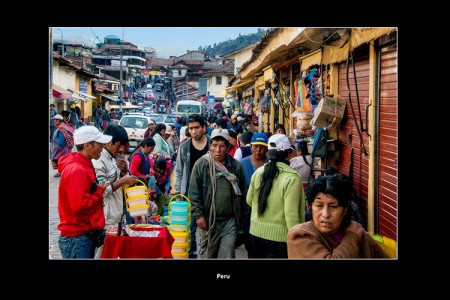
[124,179,150,219]
[168,194,191,259]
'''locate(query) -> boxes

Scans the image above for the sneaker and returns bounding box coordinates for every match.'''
[54,173,61,177]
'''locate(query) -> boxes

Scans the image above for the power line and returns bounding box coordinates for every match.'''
[89,27,103,44]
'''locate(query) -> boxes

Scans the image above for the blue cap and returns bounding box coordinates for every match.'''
[251,132,268,147]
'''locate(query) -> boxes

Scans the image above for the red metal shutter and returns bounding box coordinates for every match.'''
[377,44,398,240]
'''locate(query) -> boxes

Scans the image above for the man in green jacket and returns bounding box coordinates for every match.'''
[189,128,249,258]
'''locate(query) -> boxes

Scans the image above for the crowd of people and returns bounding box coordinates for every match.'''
[50,103,392,259]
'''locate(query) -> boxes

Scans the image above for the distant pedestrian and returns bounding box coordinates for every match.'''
[289,140,313,189]
[233,131,253,161]
[50,114,74,177]
[50,104,57,142]
[94,106,102,130]
[56,126,112,259]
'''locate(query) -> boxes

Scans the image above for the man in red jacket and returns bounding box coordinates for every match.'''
[57,126,113,258]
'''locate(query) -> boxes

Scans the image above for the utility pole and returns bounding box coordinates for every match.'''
[119,28,124,113]
[61,30,64,57]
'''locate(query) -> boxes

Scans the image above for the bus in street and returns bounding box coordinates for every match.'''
[175,100,204,116]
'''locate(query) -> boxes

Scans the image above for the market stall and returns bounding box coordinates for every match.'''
[100,225,174,259]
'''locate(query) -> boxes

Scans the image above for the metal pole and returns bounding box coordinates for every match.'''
[60,29,64,58]
[186,71,188,100]
[50,28,54,105]
[119,28,124,113]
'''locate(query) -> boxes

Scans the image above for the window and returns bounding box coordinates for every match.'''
[80,77,88,93]
[216,76,222,85]
[178,70,182,76]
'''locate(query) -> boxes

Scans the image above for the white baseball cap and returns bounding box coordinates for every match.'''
[210,128,229,141]
[268,133,294,151]
[51,114,64,121]
[74,126,112,145]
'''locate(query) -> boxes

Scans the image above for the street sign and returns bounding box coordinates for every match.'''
[208,95,215,108]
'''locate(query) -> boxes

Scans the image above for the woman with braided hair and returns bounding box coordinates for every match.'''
[246,134,305,258]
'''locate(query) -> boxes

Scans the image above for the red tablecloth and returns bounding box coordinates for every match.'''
[100,226,174,259]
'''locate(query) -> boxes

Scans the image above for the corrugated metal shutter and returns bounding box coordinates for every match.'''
[377,44,398,240]
[338,45,371,224]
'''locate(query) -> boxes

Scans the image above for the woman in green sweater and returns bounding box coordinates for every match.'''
[246,134,304,258]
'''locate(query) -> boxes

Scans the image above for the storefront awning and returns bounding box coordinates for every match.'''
[68,89,96,99]
[52,84,72,99]
[300,49,322,71]
[72,95,89,102]
[225,80,255,91]
[100,93,120,102]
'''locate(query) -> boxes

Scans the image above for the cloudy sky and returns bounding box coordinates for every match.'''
[53,27,265,58]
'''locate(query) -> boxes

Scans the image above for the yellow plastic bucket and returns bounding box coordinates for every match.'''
[172,251,188,259]
[125,179,149,212]
[169,225,190,243]
[128,204,150,217]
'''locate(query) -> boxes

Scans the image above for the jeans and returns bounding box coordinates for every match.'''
[58,233,96,259]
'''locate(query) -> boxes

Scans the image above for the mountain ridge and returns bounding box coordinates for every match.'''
[198,28,266,57]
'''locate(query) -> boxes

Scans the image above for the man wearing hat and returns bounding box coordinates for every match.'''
[56,126,113,258]
[238,132,269,257]
[50,114,74,177]
[189,128,248,258]
[228,114,243,135]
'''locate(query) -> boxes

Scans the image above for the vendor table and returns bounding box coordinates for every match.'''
[100,226,174,259]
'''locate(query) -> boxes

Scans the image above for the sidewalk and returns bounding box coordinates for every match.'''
[49,159,62,259]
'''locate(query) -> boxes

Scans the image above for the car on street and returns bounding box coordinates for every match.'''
[163,114,181,129]
[118,115,154,152]
[154,83,164,92]
[149,113,165,124]
[142,107,152,116]
[146,90,155,98]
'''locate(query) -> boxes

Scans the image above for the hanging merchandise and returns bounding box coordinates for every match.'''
[259,89,271,113]
[296,79,303,111]
[303,67,322,112]
[242,101,253,116]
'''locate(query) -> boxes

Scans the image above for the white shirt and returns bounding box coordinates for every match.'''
[233,144,251,161]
